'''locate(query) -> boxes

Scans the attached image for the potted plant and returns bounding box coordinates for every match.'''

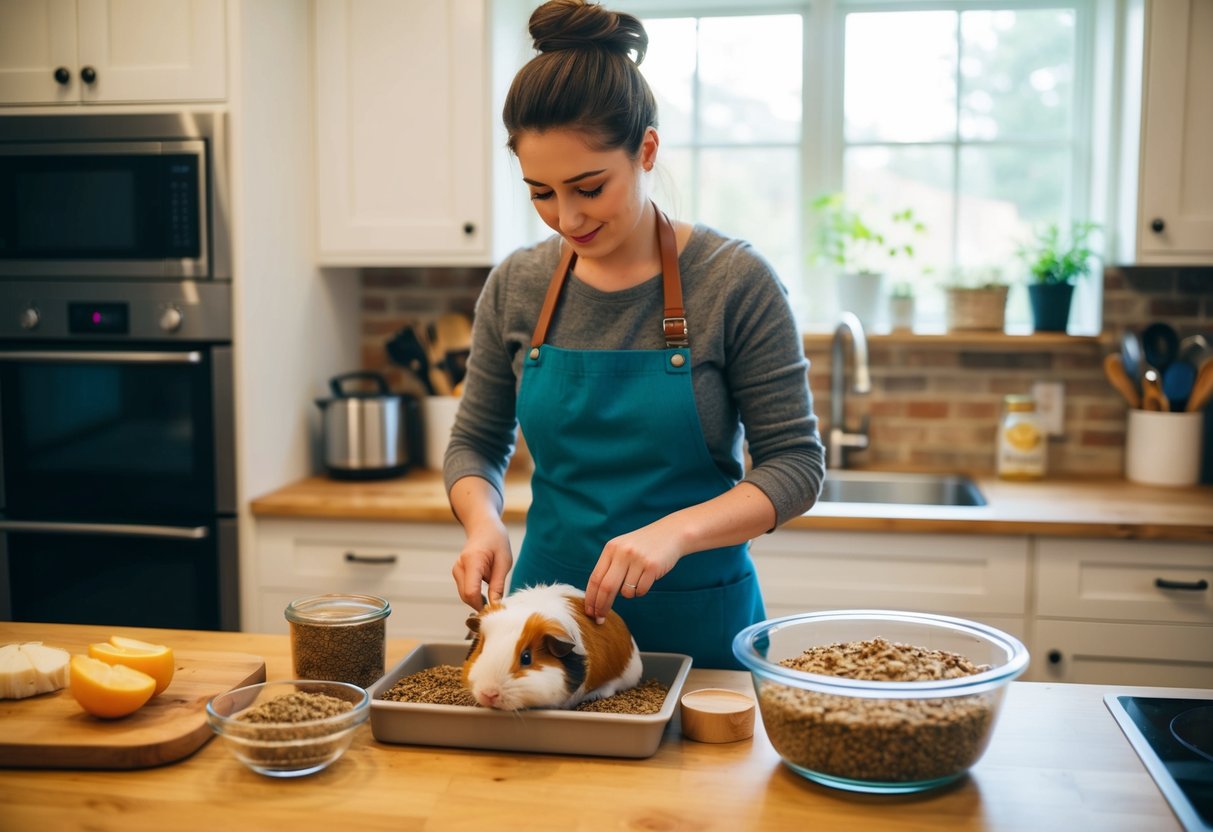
[889,281,915,331]
[810,193,926,330]
[1017,221,1100,333]
[941,267,1010,332]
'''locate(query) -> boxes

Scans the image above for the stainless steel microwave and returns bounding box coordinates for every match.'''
[0,112,230,280]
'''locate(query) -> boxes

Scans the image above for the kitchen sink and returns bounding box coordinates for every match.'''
[818,471,987,507]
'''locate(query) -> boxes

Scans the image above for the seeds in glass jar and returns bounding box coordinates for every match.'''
[760,638,996,784]
[290,619,385,688]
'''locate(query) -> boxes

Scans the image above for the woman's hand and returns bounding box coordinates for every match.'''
[452,524,513,611]
[449,475,512,611]
[584,524,682,622]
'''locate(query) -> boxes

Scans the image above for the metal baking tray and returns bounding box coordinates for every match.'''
[368,642,692,758]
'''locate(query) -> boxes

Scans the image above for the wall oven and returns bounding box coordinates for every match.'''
[0,113,237,631]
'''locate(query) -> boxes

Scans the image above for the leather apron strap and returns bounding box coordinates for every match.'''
[530,204,687,349]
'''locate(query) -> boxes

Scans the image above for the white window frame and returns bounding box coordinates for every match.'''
[594,0,1130,333]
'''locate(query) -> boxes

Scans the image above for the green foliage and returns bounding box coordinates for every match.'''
[1018,220,1100,285]
[810,193,926,275]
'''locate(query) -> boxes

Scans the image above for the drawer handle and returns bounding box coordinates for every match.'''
[344,552,398,565]
[1154,577,1209,591]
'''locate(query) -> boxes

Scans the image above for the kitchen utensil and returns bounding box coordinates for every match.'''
[315,371,421,479]
[1142,368,1169,412]
[1177,333,1211,367]
[1120,329,1144,392]
[732,610,1028,794]
[1141,322,1179,372]
[443,347,471,388]
[1186,359,1213,412]
[386,326,437,396]
[1161,361,1196,411]
[0,642,265,769]
[1102,353,1142,408]
[421,322,454,395]
[206,680,369,778]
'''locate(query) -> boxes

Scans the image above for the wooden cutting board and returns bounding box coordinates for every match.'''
[0,625,265,770]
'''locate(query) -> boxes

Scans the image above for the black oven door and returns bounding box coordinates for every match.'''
[0,518,238,630]
[0,344,234,522]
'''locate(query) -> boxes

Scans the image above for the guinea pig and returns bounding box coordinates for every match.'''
[462,582,643,711]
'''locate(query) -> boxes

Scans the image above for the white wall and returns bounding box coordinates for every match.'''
[229,0,360,630]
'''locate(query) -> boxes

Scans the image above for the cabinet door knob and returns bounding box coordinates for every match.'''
[81,66,97,84]
[463,222,476,236]
[1047,649,1063,665]
[1150,217,1165,234]
[53,67,71,85]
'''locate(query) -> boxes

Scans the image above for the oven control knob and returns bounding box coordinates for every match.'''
[159,305,184,332]
[19,306,40,331]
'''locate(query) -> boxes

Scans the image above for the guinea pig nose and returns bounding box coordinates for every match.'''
[478,689,500,707]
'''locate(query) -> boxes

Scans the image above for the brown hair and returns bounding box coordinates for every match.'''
[503,0,657,157]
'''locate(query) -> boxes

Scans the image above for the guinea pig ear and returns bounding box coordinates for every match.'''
[543,634,576,658]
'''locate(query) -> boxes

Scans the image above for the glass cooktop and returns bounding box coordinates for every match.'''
[1105,695,1213,832]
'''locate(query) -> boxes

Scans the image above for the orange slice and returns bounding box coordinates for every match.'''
[69,655,156,719]
[88,636,175,695]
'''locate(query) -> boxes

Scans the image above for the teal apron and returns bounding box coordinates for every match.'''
[510,207,764,670]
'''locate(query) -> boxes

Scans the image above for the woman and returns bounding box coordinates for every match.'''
[444,0,824,669]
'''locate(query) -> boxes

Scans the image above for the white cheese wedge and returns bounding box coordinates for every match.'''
[0,641,71,699]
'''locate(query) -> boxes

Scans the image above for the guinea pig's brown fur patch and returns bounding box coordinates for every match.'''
[562,595,634,691]
[514,612,572,674]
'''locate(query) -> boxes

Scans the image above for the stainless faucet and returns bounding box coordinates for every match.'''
[828,312,871,469]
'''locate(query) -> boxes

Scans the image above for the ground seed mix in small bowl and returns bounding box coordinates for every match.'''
[206,680,370,777]
[381,665,669,714]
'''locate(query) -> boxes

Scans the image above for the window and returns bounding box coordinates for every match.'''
[619,0,1110,334]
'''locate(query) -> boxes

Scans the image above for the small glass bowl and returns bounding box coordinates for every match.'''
[733,610,1029,794]
[206,680,370,777]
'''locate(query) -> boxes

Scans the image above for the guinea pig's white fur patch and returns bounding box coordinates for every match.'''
[463,583,642,711]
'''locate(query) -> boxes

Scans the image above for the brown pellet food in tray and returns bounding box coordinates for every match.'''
[760,637,995,783]
[381,664,669,714]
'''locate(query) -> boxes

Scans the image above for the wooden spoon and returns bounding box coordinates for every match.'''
[1142,368,1170,412]
[1102,353,1141,409]
[1187,360,1213,412]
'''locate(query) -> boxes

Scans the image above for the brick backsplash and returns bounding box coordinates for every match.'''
[361,264,1213,481]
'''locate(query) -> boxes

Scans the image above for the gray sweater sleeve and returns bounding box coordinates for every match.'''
[443,225,825,527]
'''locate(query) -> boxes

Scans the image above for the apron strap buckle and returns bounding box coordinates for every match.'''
[663,316,689,348]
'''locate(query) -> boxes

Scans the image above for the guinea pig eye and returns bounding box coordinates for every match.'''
[520,648,532,667]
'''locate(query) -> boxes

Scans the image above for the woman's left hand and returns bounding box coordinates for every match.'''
[584,526,682,622]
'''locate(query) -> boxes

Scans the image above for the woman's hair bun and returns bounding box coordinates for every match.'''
[529,0,648,64]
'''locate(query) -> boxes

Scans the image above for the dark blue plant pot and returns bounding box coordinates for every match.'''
[1028,283,1074,333]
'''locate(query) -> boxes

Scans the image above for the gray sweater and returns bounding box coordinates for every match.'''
[443,224,825,527]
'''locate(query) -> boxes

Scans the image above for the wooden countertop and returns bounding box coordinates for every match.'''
[0,621,1196,831]
[250,469,1213,541]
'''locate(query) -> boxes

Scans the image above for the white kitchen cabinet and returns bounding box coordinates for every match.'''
[313,0,530,266]
[0,0,226,106]
[1031,537,1213,686]
[252,516,525,642]
[748,531,1031,644]
[1134,0,1213,263]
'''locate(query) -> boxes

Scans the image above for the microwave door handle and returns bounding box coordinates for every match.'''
[0,520,210,540]
[0,350,203,365]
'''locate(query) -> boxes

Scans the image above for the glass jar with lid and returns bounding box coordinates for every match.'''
[285,593,391,688]
[997,395,1045,480]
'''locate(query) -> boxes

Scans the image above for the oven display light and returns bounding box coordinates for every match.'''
[69,302,129,334]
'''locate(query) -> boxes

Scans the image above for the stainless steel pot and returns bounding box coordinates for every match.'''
[316,371,420,480]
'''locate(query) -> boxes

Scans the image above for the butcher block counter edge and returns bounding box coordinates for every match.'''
[249,469,1213,541]
[0,622,1199,832]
